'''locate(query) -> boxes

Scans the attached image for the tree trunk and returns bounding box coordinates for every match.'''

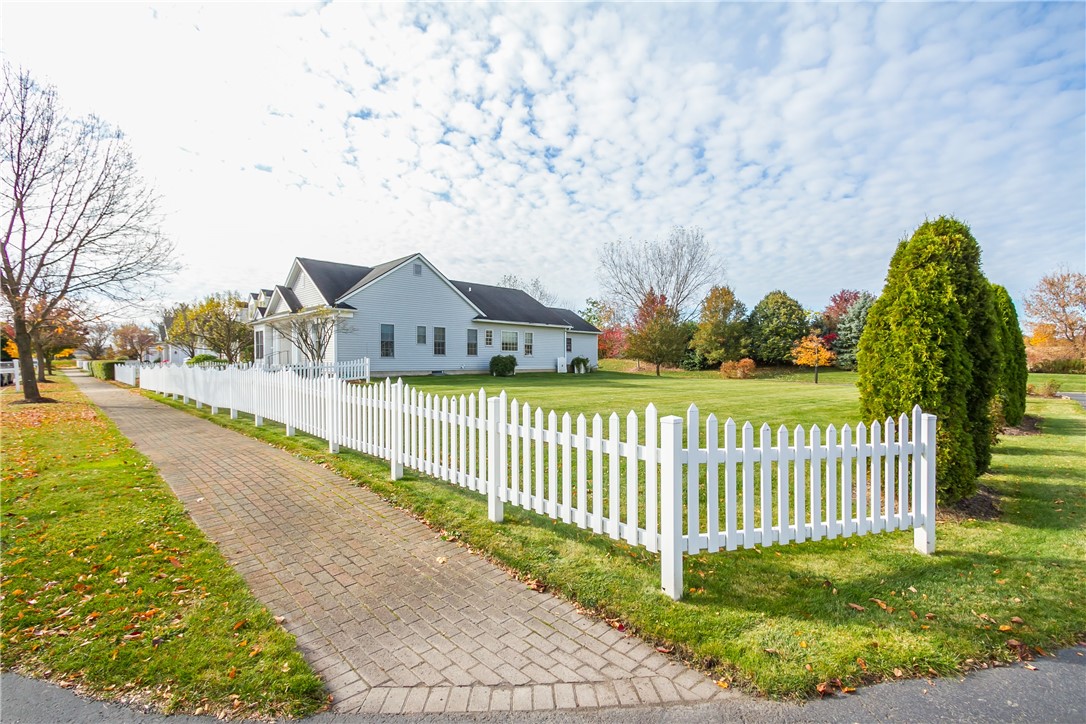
[814,359,819,384]
[12,317,42,401]
[655,362,661,376]
[36,346,47,382]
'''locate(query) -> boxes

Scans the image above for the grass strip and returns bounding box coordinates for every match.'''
[0,375,325,718]
[140,375,1085,699]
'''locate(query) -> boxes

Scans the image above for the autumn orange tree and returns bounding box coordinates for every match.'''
[625,289,687,376]
[791,331,835,383]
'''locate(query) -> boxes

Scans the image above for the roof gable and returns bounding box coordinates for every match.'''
[451,281,574,327]
[293,257,372,304]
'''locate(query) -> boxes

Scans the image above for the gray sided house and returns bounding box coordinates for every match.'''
[248,254,600,375]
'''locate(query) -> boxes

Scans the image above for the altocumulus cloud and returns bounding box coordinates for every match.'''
[3,1,1082,312]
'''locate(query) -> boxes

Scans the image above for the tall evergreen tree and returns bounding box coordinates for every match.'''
[858,216,997,503]
[991,284,1028,426]
[834,292,876,370]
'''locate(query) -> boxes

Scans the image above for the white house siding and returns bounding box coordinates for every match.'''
[474,323,568,373]
[567,331,600,368]
[335,261,482,373]
[291,269,325,308]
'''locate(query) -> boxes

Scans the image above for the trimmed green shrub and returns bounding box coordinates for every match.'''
[186,354,225,366]
[1031,358,1085,374]
[748,291,807,364]
[88,360,125,381]
[991,284,1028,426]
[489,354,517,376]
[858,218,995,503]
[570,356,592,372]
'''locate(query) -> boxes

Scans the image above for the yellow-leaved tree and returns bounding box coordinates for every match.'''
[791,331,835,384]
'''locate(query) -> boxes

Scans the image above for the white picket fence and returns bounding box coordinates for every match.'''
[139,364,937,600]
[114,362,140,386]
[255,358,370,381]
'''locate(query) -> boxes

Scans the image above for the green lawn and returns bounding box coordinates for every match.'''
[0,375,326,718]
[143,368,1086,699]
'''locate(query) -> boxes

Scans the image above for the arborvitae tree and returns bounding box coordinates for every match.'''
[992,284,1028,426]
[919,218,1000,475]
[748,290,807,365]
[834,292,876,370]
[858,231,976,502]
[859,216,999,502]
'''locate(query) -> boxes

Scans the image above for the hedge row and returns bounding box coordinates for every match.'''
[88,360,127,381]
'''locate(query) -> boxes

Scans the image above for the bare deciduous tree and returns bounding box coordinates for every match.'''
[598,226,723,320]
[268,307,348,364]
[1025,268,1086,347]
[112,322,157,360]
[497,274,560,307]
[1,65,174,401]
[80,319,113,359]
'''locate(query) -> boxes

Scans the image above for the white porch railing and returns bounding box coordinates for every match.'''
[138,365,937,600]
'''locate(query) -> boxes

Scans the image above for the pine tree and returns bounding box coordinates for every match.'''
[834,292,875,370]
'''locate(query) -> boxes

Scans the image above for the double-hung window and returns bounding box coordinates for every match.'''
[254,330,264,360]
[566,338,572,353]
[380,324,395,357]
[501,330,518,352]
[485,330,493,347]
[433,327,446,355]
[417,325,426,344]
[467,329,478,356]
[524,332,533,356]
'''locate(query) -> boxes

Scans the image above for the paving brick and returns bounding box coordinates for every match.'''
[73,373,719,715]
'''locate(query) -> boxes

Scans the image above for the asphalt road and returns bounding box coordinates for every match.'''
[1061,392,1086,410]
[3,645,1085,723]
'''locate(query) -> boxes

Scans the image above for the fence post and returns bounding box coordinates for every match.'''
[326,376,339,454]
[390,380,403,481]
[487,396,504,523]
[914,413,937,554]
[660,414,684,600]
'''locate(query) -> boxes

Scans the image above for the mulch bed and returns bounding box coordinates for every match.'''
[938,484,1002,522]
[1001,414,1042,436]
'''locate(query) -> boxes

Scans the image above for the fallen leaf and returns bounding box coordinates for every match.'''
[893,668,904,678]
[435,556,447,565]
[848,603,866,612]
[925,613,937,620]
[856,657,868,671]
[232,620,247,631]
[273,615,285,625]
[999,625,1013,632]
[764,648,781,656]
[805,664,813,672]
[716,680,729,689]
[1024,663,1038,671]
[1010,616,1025,625]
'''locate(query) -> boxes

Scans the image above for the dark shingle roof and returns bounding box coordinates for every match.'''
[296,258,373,304]
[451,281,571,327]
[274,285,302,313]
[338,254,416,298]
[549,307,601,334]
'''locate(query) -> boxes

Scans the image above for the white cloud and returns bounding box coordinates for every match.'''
[2,0,1082,321]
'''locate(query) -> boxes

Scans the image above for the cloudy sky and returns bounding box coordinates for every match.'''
[4,1,1084,319]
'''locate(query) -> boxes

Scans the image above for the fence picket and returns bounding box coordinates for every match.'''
[137,362,938,603]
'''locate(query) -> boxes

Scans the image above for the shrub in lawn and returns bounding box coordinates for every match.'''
[1031,358,1085,374]
[748,290,807,365]
[858,216,998,503]
[186,353,225,366]
[489,354,517,376]
[570,355,592,372]
[720,358,756,379]
[992,283,1028,425]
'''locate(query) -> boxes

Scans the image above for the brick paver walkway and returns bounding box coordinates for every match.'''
[71,373,732,714]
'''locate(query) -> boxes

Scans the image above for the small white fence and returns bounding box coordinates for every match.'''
[139,364,937,600]
[0,360,20,389]
[114,362,140,386]
[257,358,370,381]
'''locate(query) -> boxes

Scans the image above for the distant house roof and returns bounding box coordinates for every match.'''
[274,285,302,313]
[262,254,596,332]
[549,307,601,334]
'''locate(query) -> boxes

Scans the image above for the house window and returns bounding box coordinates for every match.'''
[524,332,533,356]
[433,327,446,355]
[417,325,426,344]
[501,330,518,352]
[254,330,264,360]
[467,329,478,356]
[413,263,423,276]
[566,338,572,353]
[484,330,493,347]
[381,324,395,357]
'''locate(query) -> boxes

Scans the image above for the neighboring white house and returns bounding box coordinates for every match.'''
[249,253,600,375]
